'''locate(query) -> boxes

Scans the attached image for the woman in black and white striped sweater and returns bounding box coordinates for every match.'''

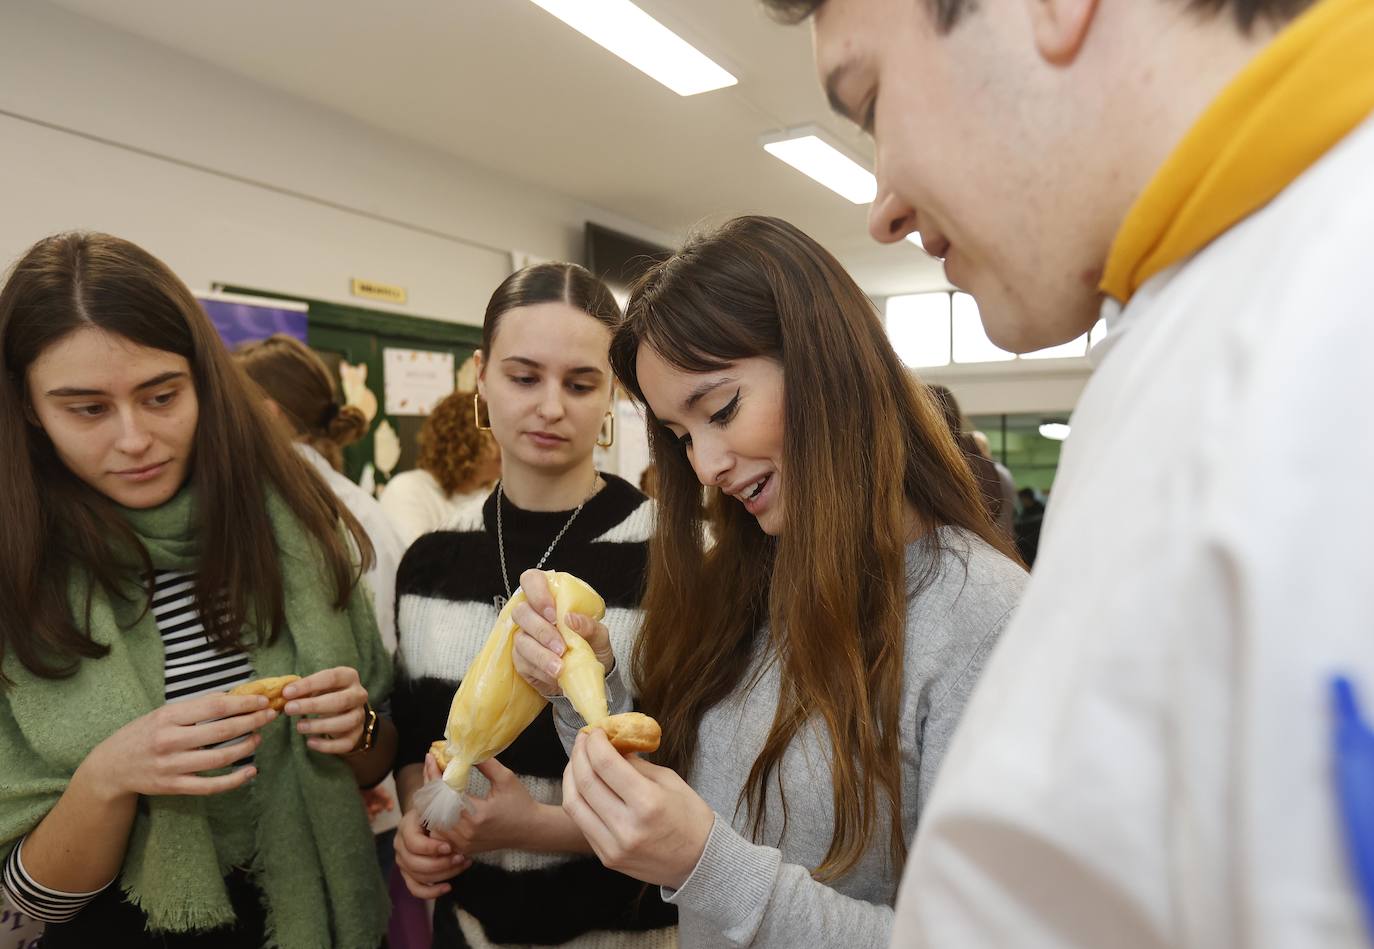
[391,263,676,948]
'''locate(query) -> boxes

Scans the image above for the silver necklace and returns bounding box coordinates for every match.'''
[495,474,599,608]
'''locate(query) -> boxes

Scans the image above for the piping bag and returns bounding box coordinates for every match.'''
[414,571,622,828]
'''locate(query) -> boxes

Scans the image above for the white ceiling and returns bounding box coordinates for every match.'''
[44,0,948,297]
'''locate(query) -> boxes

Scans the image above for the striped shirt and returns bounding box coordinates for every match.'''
[154,570,254,701]
[1,570,254,923]
[393,473,678,948]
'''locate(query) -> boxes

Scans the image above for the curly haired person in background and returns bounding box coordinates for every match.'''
[381,387,501,547]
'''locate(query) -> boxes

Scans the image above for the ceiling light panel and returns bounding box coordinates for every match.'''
[762,131,877,204]
[527,0,737,97]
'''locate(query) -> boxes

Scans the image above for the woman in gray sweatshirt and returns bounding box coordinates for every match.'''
[511,215,1028,949]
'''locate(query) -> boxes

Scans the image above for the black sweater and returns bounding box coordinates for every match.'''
[393,474,676,946]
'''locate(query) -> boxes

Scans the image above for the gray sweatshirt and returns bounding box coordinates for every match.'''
[556,528,1027,949]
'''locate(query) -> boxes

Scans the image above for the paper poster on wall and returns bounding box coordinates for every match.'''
[456,354,478,392]
[339,361,379,425]
[383,348,455,416]
[197,292,307,348]
[373,419,401,477]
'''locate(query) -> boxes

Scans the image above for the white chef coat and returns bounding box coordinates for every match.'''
[892,116,1374,949]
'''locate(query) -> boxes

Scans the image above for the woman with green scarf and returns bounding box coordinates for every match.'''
[0,232,395,949]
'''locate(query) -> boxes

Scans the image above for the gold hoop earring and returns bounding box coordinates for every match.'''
[596,409,615,449]
[473,392,491,432]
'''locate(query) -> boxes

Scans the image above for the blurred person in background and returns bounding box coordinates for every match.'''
[971,430,1017,539]
[382,388,501,548]
[929,385,1014,541]
[236,333,405,654]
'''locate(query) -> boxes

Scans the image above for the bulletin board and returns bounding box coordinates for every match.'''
[214,284,481,488]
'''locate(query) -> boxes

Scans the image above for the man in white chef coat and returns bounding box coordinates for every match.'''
[761,0,1374,945]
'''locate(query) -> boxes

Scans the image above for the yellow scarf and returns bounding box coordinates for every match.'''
[1100,0,1374,303]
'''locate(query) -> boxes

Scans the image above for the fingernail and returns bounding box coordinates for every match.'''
[451,854,465,864]
[282,685,297,699]
[543,607,556,622]
[265,709,278,721]
[283,702,299,716]
[551,640,564,656]
[256,695,269,708]
[548,660,561,678]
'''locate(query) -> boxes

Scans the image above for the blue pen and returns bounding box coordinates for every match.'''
[1333,675,1374,942]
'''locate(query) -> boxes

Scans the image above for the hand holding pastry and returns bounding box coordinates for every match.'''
[562,729,714,889]
[84,693,277,800]
[281,666,370,755]
[421,571,661,830]
[580,712,661,754]
[227,674,300,711]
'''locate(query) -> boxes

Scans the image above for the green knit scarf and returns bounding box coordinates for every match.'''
[0,488,391,948]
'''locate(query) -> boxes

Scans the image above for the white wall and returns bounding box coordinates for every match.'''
[0,1,672,324]
[0,2,1092,416]
[920,362,1093,416]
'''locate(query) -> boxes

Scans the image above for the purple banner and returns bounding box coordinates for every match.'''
[198,297,307,348]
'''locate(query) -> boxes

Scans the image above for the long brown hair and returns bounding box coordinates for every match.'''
[0,233,373,682]
[235,333,368,473]
[610,215,1021,880]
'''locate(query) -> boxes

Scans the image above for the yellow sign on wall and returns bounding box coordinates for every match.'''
[350,278,407,304]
